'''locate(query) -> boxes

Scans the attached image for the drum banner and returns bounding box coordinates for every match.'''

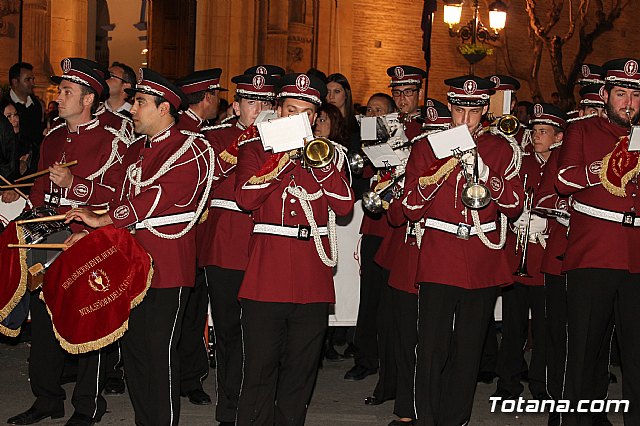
[0,221,28,336]
[600,135,640,197]
[42,225,153,354]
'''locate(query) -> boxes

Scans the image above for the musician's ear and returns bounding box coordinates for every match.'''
[482,105,489,115]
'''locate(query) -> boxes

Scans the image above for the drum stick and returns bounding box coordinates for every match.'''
[0,183,34,189]
[8,243,68,249]
[15,160,79,182]
[0,173,29,201]
[16,209,108,225]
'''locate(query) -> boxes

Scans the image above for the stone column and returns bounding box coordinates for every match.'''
[22,0,51,98]
[50,0,89,72]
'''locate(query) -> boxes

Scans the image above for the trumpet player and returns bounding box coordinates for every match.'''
[402,75,524,426]
[233,73,354,425]
[492,103,567,403]
[555,58,640,425]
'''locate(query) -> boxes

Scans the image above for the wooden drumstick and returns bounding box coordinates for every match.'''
[0,173,29,202]
[0,183,34,189]
[16,209,108,225]
[15,160,79,182]
[8,243,68,249]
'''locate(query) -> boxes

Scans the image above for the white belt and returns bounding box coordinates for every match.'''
[572,200,640,227]
[253,223,328,241]
[44,194,83,207]
[424,217,497,236]
[135,212,196,230]
[210,199,243,212]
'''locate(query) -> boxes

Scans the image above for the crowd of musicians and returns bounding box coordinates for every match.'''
[0,54,638,426]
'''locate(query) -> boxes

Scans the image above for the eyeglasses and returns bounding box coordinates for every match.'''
[391,88,418,97]
[109,75,129,84]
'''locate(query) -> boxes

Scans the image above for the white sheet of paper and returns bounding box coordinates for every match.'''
[628,126,640,152]
[360,116,378,141]
[257,113,313,153]
[254,110,278,125]
[362,143,402,168]
[427,125,476,159]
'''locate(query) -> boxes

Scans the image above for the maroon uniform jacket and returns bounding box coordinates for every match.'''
[374,198,419,295]
[108,125,212,289]
[177,108,205,133]
[505,153,548,286]
[197,121,253,271]
[235,138,354,304]
[556,116,640,273]
[30,115,130,233]
[536,150,569,276]
[402,132,524,289]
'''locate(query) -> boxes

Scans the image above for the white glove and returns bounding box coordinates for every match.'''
[528,214,548,235]
[513,210,530,228]
[462,152,489,183]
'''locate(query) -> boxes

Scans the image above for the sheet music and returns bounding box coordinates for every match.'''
[256,113,313,153]
[427,125,477,159]
[628,126,640,152]
[361,143,403,168]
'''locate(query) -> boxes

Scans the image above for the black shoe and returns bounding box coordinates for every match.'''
[477,371,497,384]
[65,412,97,426]
[520,369,529,383]
[344,365,377,381]
[364,396,383,405]
[490,389,520,400]
[609,372,618,384]
[7,407,64,425]
[181,388,212,405]
[388,420,414,426]
[104,377,125,395]
[343,343,357,358]
[325,346,345,362]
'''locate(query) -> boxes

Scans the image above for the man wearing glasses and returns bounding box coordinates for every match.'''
[387,65,427,140]
[105,62,136,115]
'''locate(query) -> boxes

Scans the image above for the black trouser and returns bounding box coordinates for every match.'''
[544,273,567,403]
[563,269,635,426]
[415,283,498,426]
[495,283,546,398]
[479,315,499,374]
[353,234,387,371]
[371,282,396,402]
[28,290,106,419]
[205,265,244,423]
[122,287,188,426]
[104,342,124,381]
[178,267,210,393]
[390,287,418,420]
[237,300,328,426]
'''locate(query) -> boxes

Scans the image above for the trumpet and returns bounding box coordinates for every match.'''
[460,148,491,210]
[348,139,413,175]
[514,174,533,277]
[490,114,520,136]
[291,137,335,169]
[362,173,404,213]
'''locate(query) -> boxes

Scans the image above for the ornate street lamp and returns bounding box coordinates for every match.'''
[444,0,508,72]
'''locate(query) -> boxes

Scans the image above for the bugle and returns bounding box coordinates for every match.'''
[291,137,335,169]
[490,114,520,136]
[460,149,491,210]
[362,173,404,213]
[514,174,533,277]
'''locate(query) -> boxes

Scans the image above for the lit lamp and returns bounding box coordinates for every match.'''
[443,0,508,72]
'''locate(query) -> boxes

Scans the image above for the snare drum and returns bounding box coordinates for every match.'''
[15,207,71,290]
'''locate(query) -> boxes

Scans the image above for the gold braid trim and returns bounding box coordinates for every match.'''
[198,208,209,224]
[0,323,20,337]
[40,254,154,354]
[418,157,458,188]
[0,226,28,323]
[599,150,640,197]
[219,150,237,165]
[247,152,291,185]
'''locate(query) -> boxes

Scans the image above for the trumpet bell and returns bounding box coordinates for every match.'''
[494,115,520,136]
[461,182,491,209]
[303,137,335,168]
[362,191,383,213]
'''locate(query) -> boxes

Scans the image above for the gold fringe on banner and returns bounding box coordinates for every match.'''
[0,226,29,325]
[248,153,291,185]
[0,323,20,338]
[419,157,458,188]
[219,149,237,165]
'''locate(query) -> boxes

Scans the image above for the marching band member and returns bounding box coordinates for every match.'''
[492,103,567,402]
[234,73,353,425]
[555,58,640,425]
[198,65,282,425]
[402,75,524,425]
[66,68,214,426]
[368,99,451,426]
[174,68,226,406]
[8,58,131,426]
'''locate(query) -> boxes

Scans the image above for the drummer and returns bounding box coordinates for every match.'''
[8,58,130,426]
